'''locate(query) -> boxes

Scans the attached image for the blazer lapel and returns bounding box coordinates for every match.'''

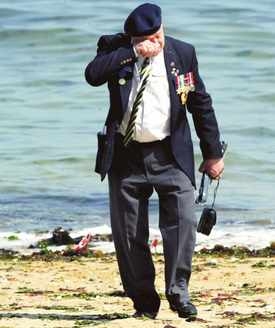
[164,36,183,132]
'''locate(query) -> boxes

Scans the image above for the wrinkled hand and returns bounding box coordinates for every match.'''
[134,40,161,57]
[199,158,225,180]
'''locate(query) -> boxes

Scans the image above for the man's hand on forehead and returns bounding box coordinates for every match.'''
[132,25,164,58]
[134,39,161,58]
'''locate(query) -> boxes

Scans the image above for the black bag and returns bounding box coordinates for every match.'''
[94,123,117,181]
[95,131,107,177]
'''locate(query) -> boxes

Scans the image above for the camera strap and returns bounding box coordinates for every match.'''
[211,178,220,209]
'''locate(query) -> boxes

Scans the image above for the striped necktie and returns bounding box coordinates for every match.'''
[123,57,151,147]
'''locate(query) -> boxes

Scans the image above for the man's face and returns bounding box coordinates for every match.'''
[132,25,165,49]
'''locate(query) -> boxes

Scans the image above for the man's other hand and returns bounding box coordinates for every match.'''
[199,158,224,180]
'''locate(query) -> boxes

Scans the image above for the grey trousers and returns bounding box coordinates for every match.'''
[107,133,197,313]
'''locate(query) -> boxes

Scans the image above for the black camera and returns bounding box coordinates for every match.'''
[197,207,217,236]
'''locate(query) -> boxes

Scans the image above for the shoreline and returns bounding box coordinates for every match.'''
[1,241,275,260]
[1,224,275,256]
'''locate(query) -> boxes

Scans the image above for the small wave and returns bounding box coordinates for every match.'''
[25,80,77,87]
[235,49,274,59]
[198,7,255,16]
[26,14,93,23]
[219,151,274,168]
[14,124,35,130]
[0,193,108,207]
[32,156,88,165]
[212,206,250,212]
[0,8,26,17]
[257,93,275,103]
[221,218,274,226]
[0,27,77,40]
[244,219,273,225]
[224,126,275,138]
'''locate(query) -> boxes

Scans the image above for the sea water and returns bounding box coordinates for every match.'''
[1,0,275,251]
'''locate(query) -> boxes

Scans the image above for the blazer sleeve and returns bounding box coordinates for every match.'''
[186,46,223,160]
[85,34,137,86]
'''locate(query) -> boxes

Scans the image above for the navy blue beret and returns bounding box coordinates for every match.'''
[124,3,162,37]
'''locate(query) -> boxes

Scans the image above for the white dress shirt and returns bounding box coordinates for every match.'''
[118,49,171,142]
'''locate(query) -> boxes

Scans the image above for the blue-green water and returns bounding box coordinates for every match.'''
[1,0,275,249]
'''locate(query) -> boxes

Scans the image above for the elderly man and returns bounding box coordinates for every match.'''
[85,3,224,320]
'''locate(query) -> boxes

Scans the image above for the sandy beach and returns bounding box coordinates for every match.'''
[0,247,274,328]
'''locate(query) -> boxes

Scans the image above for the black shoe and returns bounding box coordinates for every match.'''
[133,311,158,319]
[176,301,197,319]
[132,289,160,319]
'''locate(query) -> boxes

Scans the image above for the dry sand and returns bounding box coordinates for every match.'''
[0,251,274,328]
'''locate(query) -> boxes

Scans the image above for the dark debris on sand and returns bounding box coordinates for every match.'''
[196,244,275,258]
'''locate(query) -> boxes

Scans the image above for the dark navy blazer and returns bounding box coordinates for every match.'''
[85,33,223,187]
